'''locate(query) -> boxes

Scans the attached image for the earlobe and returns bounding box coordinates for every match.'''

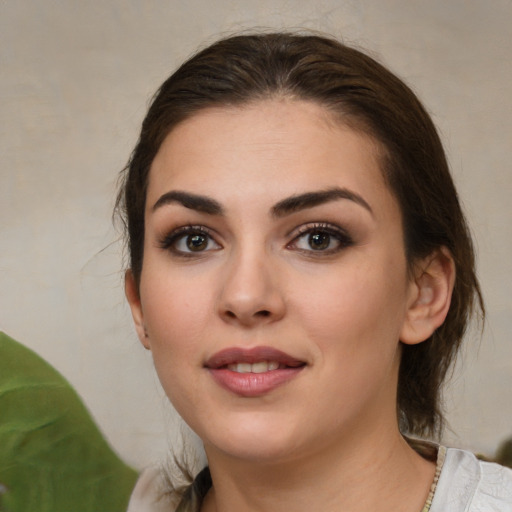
[400,247,455,345]
[125,270,150,350]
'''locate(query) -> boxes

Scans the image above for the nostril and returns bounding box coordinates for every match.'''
[222,308,274,322]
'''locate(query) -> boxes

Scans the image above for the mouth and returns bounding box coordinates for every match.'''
[204,346,306,397]
[204,346,306,370]
[227,361,281,373]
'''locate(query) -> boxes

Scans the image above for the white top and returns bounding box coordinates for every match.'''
[430,448,512,511]
[128,448,512,512]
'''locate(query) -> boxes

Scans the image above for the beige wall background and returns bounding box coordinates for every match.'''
[1,0,511,470]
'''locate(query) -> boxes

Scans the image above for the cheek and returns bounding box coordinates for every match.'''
[292,256,408,357]
[141,258,214,337]
[139,269,214,389]
[292,265,407,415]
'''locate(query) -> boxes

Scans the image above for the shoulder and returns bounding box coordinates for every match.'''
[431,447,512,511]
[126,467,177,512]
[126,465,208,512]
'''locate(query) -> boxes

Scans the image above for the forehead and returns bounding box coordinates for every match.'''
[147,100,397,219]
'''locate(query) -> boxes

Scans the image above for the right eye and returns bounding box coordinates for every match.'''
[159,226,221,255]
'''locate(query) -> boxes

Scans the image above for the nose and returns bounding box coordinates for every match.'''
[217,247,286,327]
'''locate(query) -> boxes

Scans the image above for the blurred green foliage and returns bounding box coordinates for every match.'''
[0,332,138,512]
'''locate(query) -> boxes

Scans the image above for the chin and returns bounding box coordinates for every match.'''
[208,437,301,464]
[199,414,311,464]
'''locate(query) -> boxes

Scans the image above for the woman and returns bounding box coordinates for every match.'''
[119,33,512,511]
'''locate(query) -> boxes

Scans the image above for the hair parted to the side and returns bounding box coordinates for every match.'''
[116,32,484,439]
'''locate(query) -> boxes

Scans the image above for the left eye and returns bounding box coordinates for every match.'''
[160,227,221,255]
[175,233,217,252]
[289,225,352,253]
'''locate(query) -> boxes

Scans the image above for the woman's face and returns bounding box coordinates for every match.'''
[127,100,420,463]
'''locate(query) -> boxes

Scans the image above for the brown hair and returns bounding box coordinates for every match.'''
[116,32,484,438]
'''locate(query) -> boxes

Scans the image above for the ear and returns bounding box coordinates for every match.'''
[400,247,455,345]
[125,270,150,350]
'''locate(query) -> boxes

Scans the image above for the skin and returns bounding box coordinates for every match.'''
[126,99,454,512]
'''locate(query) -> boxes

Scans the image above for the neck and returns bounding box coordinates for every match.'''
[201,427,435,512]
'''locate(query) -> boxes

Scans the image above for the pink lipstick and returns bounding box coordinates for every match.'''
[204,346,306,397]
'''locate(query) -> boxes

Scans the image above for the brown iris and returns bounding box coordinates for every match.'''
[187,234,208,251]
[309,232,330,250]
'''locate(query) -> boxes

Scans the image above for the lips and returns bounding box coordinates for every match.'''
[204,346,306,397]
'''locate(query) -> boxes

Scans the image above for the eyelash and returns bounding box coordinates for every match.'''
[288,222,353,255]
[158,222,353,257]
[158,225,220,257]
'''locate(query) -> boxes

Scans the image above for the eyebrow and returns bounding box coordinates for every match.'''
[271,187,373,218]
[152,190,224,215]
[151,187,372,218]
